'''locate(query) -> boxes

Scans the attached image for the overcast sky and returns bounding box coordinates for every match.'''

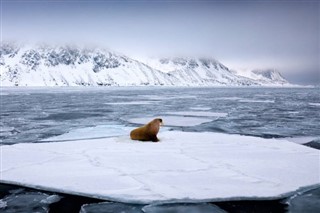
[1,0,319,84]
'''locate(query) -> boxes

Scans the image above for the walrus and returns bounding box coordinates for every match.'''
[130,118,163,142]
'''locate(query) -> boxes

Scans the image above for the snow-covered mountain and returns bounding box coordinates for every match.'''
[233,68,289,85]
[0,43,290,86]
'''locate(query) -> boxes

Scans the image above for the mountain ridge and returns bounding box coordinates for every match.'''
[0,43,291,87]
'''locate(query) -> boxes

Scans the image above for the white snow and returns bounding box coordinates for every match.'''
[127,116,213,127]
[1,129,319,204]
[0,44,293,87]
[165,111,228,117]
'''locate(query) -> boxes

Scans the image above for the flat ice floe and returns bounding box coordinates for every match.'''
[238,99,275,103]
[309,103,320,106]
[189,107,211,111]
[105,101,159,105]
[165,111,228,117]
[1,129,319,204]
[41,125,132,142]
[127,116,213,127]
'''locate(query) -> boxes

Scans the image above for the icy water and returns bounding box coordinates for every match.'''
[0,87,320,212]
[1,87,319,144]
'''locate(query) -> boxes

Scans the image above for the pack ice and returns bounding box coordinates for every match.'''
[0,126,319,204]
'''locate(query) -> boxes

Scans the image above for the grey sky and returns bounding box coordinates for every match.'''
[1,0,319,84]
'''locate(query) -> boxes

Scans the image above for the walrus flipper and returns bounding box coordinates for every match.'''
[150,136,159,142]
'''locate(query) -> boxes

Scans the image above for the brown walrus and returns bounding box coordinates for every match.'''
[130,118,163,142]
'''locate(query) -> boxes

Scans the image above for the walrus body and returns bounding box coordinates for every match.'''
[130,118,163,142]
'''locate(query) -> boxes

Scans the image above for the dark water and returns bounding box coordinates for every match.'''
[0,87,319,212]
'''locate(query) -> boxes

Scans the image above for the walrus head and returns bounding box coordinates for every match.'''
[156,118,163,126]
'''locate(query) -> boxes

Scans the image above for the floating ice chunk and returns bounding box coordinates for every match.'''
[139,95,196,100]
[42,125,132,142]
[128,116,212,127]
[309,103,320,106]
[142,203,226,213]
[189,107,211,111]
[286,187,320,213]
[40,194,61,204]
[165,111,228,117]
[1,131,319,204]
[238,99,275,103]
[0,200,7,209]
[105,101,159,105]
[214,97,242,101]
[80,202,143,213]
[0,192,59,213]
[280,136,319,145]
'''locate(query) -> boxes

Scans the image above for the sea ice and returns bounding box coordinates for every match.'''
[127,116,213,127]
[41,125,132,142]
[142,203,226,213]
[80,202,143,213]
[189,107,211,111]
[0,192,60,213]
[238,99,275,103]
[1,130,319,204]
[309,103,320,106]
[105,101,159,105]
[165,111,228,117]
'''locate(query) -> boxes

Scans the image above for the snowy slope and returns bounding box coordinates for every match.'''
[0,43,290,86]
[233,69,289,85]
[0,44,176,86]
[142,57,262,86]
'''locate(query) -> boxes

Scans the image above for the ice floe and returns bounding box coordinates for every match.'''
[139,95,197,100]
[105,101,159,105]
[142,203,226,213]
[80,202,144,213]
[41,125,132,142]
[1,129,319,204]
[189,107,211,111]
[0,192,60,213]
[127,116,213,127]
[309,103,320,106]
[165,111,228,117]
[238,99,275,103]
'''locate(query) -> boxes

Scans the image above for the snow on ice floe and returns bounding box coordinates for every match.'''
[238,99,275,103]
[1,130,319,204]
[309,103,320,106]
[165,111,228,118]
[189,107,211,111]
[41,125,132,142]
[105,101,159,105]
[139,95,197,100]
[127,116,213,127]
